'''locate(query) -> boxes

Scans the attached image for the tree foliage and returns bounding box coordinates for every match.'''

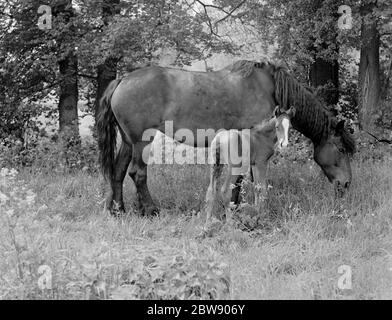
[213,0,391,126]
[0,0,391,149]
[0,0,230,141]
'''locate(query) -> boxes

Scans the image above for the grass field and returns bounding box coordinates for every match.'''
[1,148,392,299]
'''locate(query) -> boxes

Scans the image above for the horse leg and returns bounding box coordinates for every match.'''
[128,141,158,216]
[251,160,268,212]
[231,166,255,205]
[230,175,243,205]
[221,168,239,222]
[107,142,133,214]
[205,162,223,224]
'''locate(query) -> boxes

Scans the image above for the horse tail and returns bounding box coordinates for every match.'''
[97,78,122,182]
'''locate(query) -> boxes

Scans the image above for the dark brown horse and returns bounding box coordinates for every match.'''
[97,60,355,215]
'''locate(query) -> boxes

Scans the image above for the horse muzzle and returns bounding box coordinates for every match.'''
[334,180,350,198]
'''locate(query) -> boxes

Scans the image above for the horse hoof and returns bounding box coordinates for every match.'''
[202,218,224,238]
[110,209,126,218]
[142,206,160,217]
[151,208,160,216]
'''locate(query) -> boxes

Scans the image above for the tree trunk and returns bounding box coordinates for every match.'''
[54,0,79,137]
[383,55,392,99]
[307,0,339,106]
[358,2,381,130]
[95,57,118,120]
[94,0,120,123]
[58,52,79,135]
[309,55,339,106]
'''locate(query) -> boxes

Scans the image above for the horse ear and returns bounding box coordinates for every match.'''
[287,106,296,118]
[273,105,280,117]
[335,120,345,135]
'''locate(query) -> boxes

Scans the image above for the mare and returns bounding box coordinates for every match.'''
[97,60,355,216]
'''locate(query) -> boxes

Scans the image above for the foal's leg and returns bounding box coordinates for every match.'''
[230,169,254,205]
[221,167,240,221]
[205,163,223,224]
[128,141,159,216]
[230,175,243,205]
[251,160,269,211]
[107,141,133,214]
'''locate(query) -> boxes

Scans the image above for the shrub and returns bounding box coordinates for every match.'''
[0,133,99,174]
[110,255,229,300]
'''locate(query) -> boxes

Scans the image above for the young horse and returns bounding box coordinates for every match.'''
[205,106,295,223]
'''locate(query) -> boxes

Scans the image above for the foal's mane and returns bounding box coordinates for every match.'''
[224,60,355,154]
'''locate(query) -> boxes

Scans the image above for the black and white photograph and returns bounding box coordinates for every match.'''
[0,0,392,302]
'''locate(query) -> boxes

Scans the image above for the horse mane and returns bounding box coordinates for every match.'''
[272,66,355,154]
[224,59,355,154]
[224,60,268,78]
[332,117,356,154]
[272,67,329,142]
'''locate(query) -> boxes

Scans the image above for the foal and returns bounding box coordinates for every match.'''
[205,106,295,223]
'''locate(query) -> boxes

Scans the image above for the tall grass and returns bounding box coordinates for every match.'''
[1,151,392,299]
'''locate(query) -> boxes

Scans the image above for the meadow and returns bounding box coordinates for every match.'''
[1,141,392,300]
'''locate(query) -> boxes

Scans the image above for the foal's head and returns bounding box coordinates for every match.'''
[273,106,295,150]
